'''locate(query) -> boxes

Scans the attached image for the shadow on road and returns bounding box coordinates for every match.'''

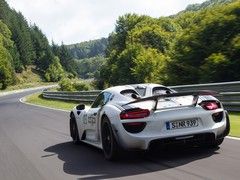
[44,142,219,179]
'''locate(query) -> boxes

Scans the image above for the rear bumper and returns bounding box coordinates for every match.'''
[149,133,215,149]
[112,111,229,150]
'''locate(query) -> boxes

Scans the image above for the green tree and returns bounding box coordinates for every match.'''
[168,1,240,84]
[67,38,108,59]
[58,77,75,91]
[0,20,14,89]
[7,11,35,67]
[0,45,14,89]
[52,43,77,76]
[31,25,54,71]
[75,56,106,79]
[44,56,65,82]
[106,14,149,55]
[131,48,169,83]
[200,53,230,82]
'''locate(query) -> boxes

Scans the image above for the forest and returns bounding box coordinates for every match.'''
[1,0,240,90]
[67,38,108,59]
[0,0,77,89]
[67,38,107,79]
[98,0,240,88]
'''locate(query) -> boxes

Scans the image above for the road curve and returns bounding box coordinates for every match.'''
[0,90,240,180]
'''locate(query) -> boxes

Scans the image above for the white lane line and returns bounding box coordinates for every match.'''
[19,97,70,112]
[226,136,240,140]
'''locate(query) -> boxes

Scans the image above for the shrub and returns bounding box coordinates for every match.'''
[73,81,92,91]
[58,78,75,91]
[58,78,93,91]
[44,56,65,82]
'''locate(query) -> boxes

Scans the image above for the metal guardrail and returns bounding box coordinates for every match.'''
[169,81,240,92]
[43,90,101,102]
[42,81,240,112]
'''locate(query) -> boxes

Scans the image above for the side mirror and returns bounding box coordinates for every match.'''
[131,93,140,100]
[76,104,85,110]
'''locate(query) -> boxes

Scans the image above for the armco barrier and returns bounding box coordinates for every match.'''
[169,81,240,92]
[42,81,240,112]
[42,90,101,103]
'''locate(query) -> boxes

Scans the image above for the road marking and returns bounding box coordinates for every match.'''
[19,97,70,112]
[226,136,240,140]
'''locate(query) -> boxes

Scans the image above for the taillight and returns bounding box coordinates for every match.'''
[200,101,220,110]
[120,108,150,119]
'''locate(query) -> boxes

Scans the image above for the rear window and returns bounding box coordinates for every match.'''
[134,87,146,96]
[152,87,173,96]
[120,89,139,98]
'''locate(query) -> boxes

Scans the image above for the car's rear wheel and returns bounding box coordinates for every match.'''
[101,116,119,160]
[70,114,80,144]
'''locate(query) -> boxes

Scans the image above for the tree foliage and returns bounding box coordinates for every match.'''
[59,78,92,91]
[44,56,64,82]
[52,42,77,77]
[75,56,106,79]
[0,0,78,89]
[170,0,240,84]
[31,24,54,71]
[0,20,14,89]
[67,38,108,59]
[1,0,240,90]
[185,0,234,11]
[98,0,240,87]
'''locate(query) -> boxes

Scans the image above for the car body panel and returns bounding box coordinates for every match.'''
[70,84,229,151]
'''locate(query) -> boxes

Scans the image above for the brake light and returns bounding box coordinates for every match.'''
[120,108,150,119]
[200,101,220,110]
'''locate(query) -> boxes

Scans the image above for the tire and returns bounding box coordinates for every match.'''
[70,115,80,144]
[101,116,119,160]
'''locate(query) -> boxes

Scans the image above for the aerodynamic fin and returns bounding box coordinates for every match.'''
[123,90,218,111]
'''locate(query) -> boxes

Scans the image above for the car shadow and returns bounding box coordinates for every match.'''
[44,141,219,179]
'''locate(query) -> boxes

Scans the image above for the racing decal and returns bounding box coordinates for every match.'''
[88,115,96,125]
[83,114,87,124]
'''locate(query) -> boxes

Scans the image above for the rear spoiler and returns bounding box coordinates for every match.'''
[124,90,218,111]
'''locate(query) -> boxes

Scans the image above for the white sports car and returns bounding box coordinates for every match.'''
[69,84,230,160]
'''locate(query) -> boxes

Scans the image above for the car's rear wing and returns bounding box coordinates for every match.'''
[124,90,218,111]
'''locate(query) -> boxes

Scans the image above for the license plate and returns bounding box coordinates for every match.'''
[166,119,198,130]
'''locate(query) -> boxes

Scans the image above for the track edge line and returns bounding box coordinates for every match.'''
[19,96,70,113]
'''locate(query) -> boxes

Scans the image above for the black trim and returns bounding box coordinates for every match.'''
[148,133,216,149]
[217,111,230,139]
[122,122,146,133]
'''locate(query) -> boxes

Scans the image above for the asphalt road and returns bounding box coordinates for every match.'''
[0,90,240,180]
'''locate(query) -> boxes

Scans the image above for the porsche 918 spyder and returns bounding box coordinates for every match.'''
[69,84,230,160]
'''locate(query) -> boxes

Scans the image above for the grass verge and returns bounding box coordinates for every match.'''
[25,93,79,111]
[229,112,240,137]
[25,93,239,137]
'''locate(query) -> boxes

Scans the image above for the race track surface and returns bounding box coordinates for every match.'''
[0,90,239,180]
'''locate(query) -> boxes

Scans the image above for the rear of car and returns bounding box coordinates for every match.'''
[111,91,229,150]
